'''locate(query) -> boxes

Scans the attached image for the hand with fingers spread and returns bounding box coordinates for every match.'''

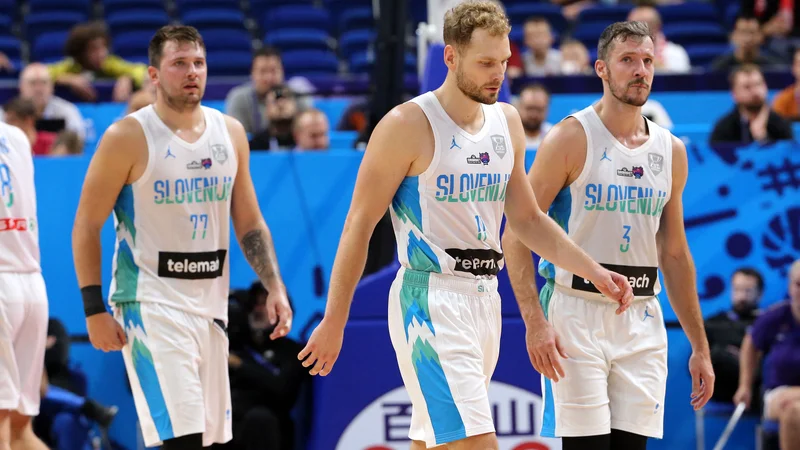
[86,312,127,352]
[689,350,715,410]
[297,318,344,376]
[592,269,634,314]
[526,321,568,382]
[265,287,293,340]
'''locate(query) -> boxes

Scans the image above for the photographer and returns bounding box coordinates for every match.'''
[223,282,309,450]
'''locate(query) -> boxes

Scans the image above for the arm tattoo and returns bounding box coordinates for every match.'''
[241,228,280,284]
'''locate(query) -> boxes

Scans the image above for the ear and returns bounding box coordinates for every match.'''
[595,58,607,80]
[443,44,458,71]
[147,66,158,84]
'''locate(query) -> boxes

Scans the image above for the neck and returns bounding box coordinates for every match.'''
[595,94,644,138]
[435,75,484,129]
[533,48,548,61]
[792,301,800,322]
[735,47,758,62]
[26,128,37,146]
[153,97,203,132]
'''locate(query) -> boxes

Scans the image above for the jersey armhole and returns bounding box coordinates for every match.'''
[410,99,442,182]
[569,115,594,189]
[665,130,676,203]
[130,114,156,188]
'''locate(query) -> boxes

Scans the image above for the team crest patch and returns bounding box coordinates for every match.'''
[648,153,663,176]
[211,143,229,164]
[479,152,490,165]
[490,134,507,159]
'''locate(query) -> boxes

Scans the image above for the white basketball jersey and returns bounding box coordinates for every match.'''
[0,123,40,273]
[539,105,673,300]
[108,105,238,321]
[390,92,515,279]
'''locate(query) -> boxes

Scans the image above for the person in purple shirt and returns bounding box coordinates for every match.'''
[734,259,800,449]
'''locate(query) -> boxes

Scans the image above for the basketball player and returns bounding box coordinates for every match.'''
[71,26,292,450]
[0,122,49,450]
[502,21,715,450]
[298,3,634,449]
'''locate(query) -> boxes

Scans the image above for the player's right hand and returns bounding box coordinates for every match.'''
[733,385,752,410]
[297,318,344,377]
[86,312,127,352]
[526,321,568,382]
[593,269,634,314]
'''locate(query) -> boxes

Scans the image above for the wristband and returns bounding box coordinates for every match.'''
[81,285,108,317]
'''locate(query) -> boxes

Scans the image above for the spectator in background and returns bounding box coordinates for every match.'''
[559,39,592,75]
[48,21,147,103]
[741,0,799,59]
[711,15,785,72]
[293,109,330,151]
[3,97,57,155]
[734,260,800,450]
[772,47,800,122]
[125,81,156,115]
[709,64,793,145]
[248,84,298,151]
[705,268,764,404]
[225,47,312,136]
[224,282,309,450]
[627,5,691,73]
[515,83,552,148]
[0,63,86,145]
[522,17,562,76]
[48,131,84,156]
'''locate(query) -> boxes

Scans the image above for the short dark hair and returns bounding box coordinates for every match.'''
[733,267,764,293]
[728,63,762,88]
[64,21,110,67]
[4,97,37,120]
[254,46,281,61]
[597,21,654,61]
[148,25,206,68]
[520,82,550,98]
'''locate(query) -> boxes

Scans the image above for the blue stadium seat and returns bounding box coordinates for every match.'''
[0,0,13,18]
[200,29,253,52]
[0,14,11,33]
[250,0,313,20]
[349,51,416,74]
[658,3,720,25]
[578,5,633,24]
[29,0,91,14]
[112,30,156,59]
[0,36,21,62]
[103,0,166,15]
[182,9,247,30]
[106,10,171,34]
[32,31,70,63]
[339,29,373,59]
[206,50,253,76]
[265,6,332,33]
[685,43,731,68]
[175,0,241,10]
[505,4,567,32]
[264,29,332,52]
[725,3,740,29]
[571,21,613,48]
[663,23,728,47]
[281,50,339,77]
[25,11,88,41]
[338,8,373,33]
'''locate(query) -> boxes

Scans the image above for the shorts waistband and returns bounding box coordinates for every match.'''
[552,281,653,304]
[399,267,498,296]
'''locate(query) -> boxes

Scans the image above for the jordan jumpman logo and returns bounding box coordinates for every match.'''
[450,136,461,150]
[643,306,654,321]
[601,148,611,161]
[165,146,176,159]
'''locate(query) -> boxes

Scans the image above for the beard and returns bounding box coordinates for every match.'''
[733,301,757,318]
[456,65,500,105]
[521,118,543,133]
[159,83,203,112]
[608,71,650,107]
[740,99,765,114]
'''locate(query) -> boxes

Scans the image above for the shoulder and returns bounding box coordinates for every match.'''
[0,122,29,148]
[539,116,587,151]
[754,301,792,328]
[101,116,146,147]
[226,83,252,102]
[375,101,431,137]
[221,111,248,138]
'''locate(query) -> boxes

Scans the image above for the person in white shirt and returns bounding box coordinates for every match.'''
[516,83,553,148]
[628,6,692,74]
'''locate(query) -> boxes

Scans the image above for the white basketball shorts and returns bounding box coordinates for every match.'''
[0,272,48,416]
[539,281,668,439]
[115,302,232,448]
[387,268,502,448]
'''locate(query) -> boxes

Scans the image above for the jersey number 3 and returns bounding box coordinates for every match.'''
[620,225,631,253]
[475,215,487,242]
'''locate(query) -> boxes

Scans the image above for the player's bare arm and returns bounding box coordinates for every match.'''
[72,117,146,352]
[297,102,428,376]
[501,116,588,381]
[226,115,292,340]
[657,134,714,410]
[501,104,633,309]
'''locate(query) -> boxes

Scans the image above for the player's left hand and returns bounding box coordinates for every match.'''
[265,287,293,340]
[593,270,634,314]
[689,350,715,410]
